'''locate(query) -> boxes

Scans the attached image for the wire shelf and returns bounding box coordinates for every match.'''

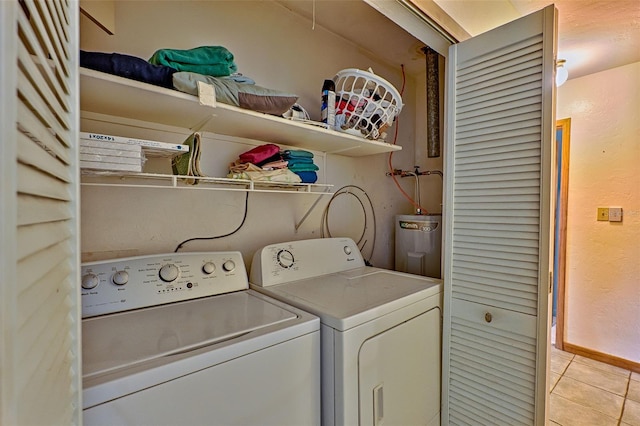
[80,171,334,195]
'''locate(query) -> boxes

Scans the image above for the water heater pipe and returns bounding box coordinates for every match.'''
[386,167,443,214]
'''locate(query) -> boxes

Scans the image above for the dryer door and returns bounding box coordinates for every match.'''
[359,307,441,426]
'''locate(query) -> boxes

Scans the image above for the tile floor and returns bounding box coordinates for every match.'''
[549,346,640,425]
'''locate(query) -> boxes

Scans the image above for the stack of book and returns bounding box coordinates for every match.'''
[79,132,190,172]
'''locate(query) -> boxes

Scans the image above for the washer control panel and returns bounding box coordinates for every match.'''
[81,251,247,318]
[250,238,365,287]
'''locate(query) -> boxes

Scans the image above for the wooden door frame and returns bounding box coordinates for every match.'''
[554,118,571,350]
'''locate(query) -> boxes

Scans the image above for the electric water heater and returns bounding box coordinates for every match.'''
[394,214,442,279]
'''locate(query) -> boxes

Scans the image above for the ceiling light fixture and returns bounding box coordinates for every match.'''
[556,59,568,86]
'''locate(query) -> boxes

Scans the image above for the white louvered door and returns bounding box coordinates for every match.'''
[0,1,81,425]
[442,6,557,425]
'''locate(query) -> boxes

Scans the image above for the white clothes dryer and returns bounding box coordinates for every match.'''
[250,238,442,426]
[81,251,320,426]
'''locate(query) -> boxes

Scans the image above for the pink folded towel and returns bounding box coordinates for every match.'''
[239,143,280,164]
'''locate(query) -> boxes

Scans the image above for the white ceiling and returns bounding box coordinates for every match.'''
[434,0,640,80]
[275,0,640,81]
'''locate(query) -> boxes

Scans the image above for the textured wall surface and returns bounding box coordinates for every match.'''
[557,61,640,362]
[79,1,444,270]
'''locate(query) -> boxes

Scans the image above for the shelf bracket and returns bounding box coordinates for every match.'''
[294,187,332,232]
[189,114,216,133]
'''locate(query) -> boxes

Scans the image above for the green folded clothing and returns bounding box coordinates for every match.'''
[283,149,314,159]
[171,132,203,185]
[149,46,237,77]
[286,157,314,165]
[288,163,319,172]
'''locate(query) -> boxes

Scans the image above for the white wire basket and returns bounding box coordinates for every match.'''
[333,68,403,140]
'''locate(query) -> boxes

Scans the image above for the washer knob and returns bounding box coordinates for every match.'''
[81,273,99,290]
[344,246,352,255]
[202,262,216,275]
[159,264,179,282]
[222,260,236,272]
[112,270,129,286]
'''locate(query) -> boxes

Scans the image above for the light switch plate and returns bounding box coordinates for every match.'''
[609,207,622,222]
[597,207,609,221]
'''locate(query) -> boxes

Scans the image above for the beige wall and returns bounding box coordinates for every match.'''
[79,1,443,270]
[557,61,640,362]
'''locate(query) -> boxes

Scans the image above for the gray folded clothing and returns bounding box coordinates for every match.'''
[172,72,298,116]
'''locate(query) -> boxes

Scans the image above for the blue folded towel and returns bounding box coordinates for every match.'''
[294,171,318,183]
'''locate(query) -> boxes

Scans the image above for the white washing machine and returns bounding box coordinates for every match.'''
[250,238,442,426]
[81,251,320,425]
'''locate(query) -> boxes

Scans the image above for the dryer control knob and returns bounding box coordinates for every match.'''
[222,260,236,272]
[202,262,216,275]
[81,273,99,290]
[159,264,179,282]
[277,249,295,269]
[344,246,352,255]
[112,270,129,286]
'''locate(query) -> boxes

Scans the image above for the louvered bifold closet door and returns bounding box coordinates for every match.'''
[1,0,80,424]
[442,6,557,426]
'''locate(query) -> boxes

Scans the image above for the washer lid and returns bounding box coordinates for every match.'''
[82,291,297,378]
[252,267,442,331]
